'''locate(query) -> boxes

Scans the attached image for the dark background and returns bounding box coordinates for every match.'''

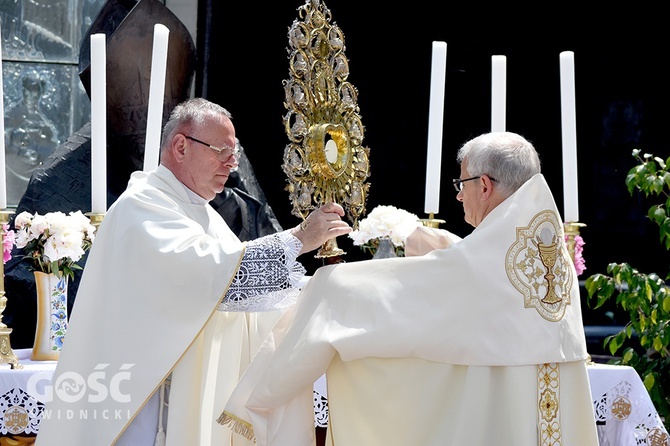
[7,0,667,353]
[199,0,669,283]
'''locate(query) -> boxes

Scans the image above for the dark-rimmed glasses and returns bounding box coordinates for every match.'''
[452,175,496,192]
[184,135,239,161]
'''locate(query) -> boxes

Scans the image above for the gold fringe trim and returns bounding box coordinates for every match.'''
[217,411,256,443]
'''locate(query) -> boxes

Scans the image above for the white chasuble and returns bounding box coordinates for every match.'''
[36,166,285,445]
[220,174,600,446]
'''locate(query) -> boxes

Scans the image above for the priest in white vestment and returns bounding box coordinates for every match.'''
[35,98,351,445]
[220,132,600,446]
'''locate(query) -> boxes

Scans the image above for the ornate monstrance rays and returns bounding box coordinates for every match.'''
[282,0,371,258]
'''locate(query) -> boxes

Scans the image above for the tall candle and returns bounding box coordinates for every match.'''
[0,23,6,209]
[491,55,506,132]
[143,24,170,172]
[424,41,447,215]
[90,33,107,214]
[560,51,579,222]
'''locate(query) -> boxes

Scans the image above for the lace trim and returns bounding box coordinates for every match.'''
[218,230,305,312]
[593,379,670,444]
[314,389,328,428]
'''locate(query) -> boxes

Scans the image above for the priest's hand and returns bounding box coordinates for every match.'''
[404,226,462,257]
[291,203,352,255]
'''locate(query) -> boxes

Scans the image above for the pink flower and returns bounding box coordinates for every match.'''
[566,234,586,276]
[2,223,16,264]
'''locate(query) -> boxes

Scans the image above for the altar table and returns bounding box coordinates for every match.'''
[588,363,669,445]
[0,349,329,444]
[1,351,668,446]
[0,349,54,445]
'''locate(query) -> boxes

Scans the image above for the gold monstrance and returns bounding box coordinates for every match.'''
[282,0,371,258]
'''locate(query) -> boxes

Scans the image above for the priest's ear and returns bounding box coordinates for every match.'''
[480,174,496,198]
[158,133,187,168]
[170,134,188,161]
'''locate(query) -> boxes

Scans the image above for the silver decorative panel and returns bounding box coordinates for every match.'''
[1,0,106,206]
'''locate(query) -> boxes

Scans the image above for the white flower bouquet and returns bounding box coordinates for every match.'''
[14,210,96,280]
[349,205,422,257]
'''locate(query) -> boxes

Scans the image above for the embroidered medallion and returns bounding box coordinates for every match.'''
[506,210,573,321]
[611,395,632,420]
[0,387,45,435]
[647,427,670,446]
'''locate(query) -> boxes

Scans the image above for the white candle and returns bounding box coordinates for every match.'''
[90,33,107,214]
[0,23,6,209]
[491,55,506,132]
[560,51,579,222]
[424,41,447,215]
[143,24,170,171]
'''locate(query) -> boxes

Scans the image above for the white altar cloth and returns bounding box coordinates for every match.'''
[2,351,667,445]
[588,363,669,445]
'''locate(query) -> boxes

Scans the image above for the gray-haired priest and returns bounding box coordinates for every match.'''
[219,132,599,446]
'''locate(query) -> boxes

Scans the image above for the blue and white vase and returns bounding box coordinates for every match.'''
[32,271,68,361]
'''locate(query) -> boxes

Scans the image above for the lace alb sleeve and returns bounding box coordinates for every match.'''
[218,230,306,312]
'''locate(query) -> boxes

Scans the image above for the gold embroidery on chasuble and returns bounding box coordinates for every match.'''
[506,210,573,322]
[647,427,670,446]
[538,363,562,446]
[611,395,632,421]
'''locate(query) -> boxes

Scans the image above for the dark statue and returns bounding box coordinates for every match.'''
[4,0,282,348]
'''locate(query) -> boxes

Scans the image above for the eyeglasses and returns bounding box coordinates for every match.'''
[184,135,239,161]
[452,175,496,192]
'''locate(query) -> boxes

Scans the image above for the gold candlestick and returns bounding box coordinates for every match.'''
[564,221,586,265]
[85,212,106,230]
[419,212,446,228]
[0,209,21,369]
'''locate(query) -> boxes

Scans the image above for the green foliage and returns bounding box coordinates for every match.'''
[586,149,670,429]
